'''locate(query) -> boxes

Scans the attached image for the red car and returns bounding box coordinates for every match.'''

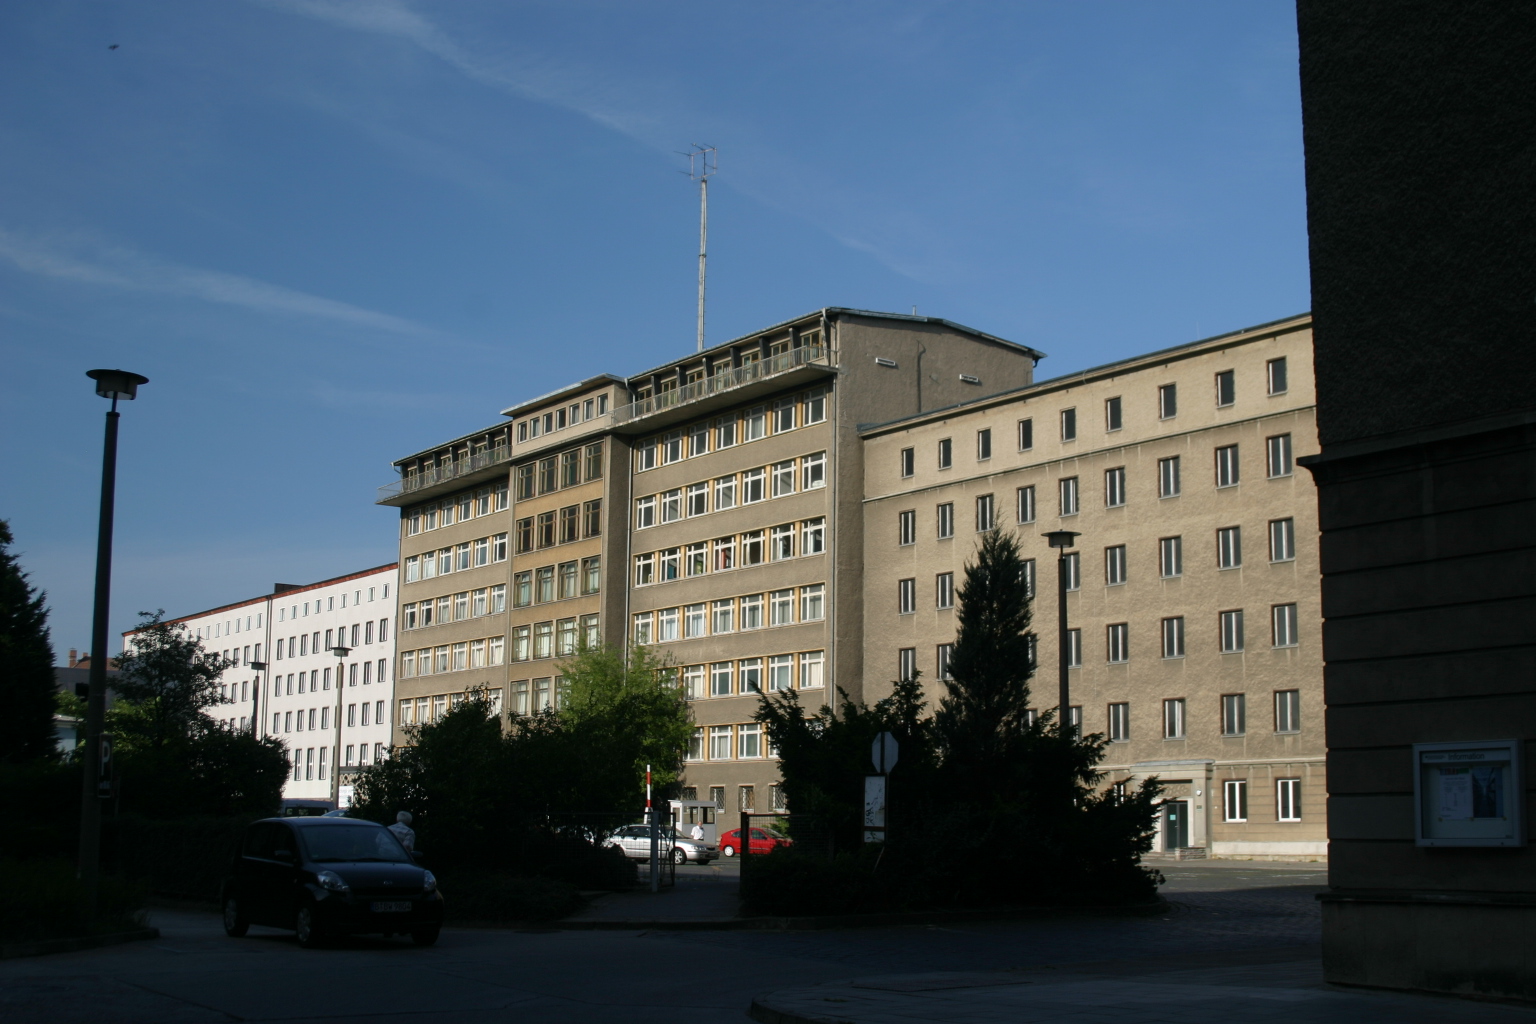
[718,827,792,857]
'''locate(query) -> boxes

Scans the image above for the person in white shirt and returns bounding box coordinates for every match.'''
[388,811,416,852]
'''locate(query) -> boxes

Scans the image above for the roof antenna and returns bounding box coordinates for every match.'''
[682,145,717,353]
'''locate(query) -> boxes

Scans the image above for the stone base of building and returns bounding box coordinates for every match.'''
[1322,892,1536,1003]
[1210,841,1328,862]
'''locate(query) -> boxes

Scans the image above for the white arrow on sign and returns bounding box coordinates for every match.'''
[871,731,899,774]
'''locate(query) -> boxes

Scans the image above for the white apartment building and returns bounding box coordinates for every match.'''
[135,563,398,808]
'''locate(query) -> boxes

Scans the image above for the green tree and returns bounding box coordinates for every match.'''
[558,643,692,795]
[111,611,230,752]
[0,520,57,763]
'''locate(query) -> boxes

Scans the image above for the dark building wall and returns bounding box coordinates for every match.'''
[1297,2,1536,447]
[1297,0,1536,1002]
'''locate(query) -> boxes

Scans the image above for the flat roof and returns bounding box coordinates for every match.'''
[125,562,399,635]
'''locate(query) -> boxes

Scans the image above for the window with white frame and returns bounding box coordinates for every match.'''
[1215,369,1236,407]
[898,578,916,614]
[1017,417,1034,450]
[1266,434,1293,478]
[1221,693,1246,735]
[770,590,794,626]
[714,475,737,510]
[1107,702,1130,740]
[976,493,995,531]
[1277,778,1302,821]
[1159,455,1181,497]
[802,517,826,554]
[1106,623,1129,663]
[656,608,679,643]
[632,612,653,645]
[689,423,710,458]
[1160,536,1183,577]
[900,447,914,478]
[1021,558,1036,598]
[686,483,708,517]
[802,451,826,489]
[800,584,825,621]
[1269,517,1296,561]
[772,460,796,498]
[937,502,955,539]
[771,524,795,560]
[1158,383,1177,419]
[635,495,657,529]
[744,407,766,441]
[936,572,955,609]
[709,725,733,759]
[1064,551,1080,591]
[977,428,992,460]
[1275,689,1301,733]
[898,648,916,682]
[1060,407,1077,441]
[711,599,734,634]
[1216,444,1240,487]
[1105,545,1127,586]
[687,726,705,759]
[1163,698,1186,738]
[799,650,825,689]
[742,467,765,503]
[1105,467,1126,508]
[1059,477,1079,516]
[1272,603,1299,648]
[739,658,763,693]
[710,662,732,696]
[1217,526,1242,569]
[738,723,763,758]
[1162,616,1185,658]
[773,398,796,433]
[681,666,705,700]
[937,437,953,469]
[1223,779,1248,822]
[739,594,764,630]
[936,643,953,680]
[1016,485,1036,524]
[1067,628,1082,668]
[767,655,793,692]
[899,510,916,545]
[804,389,827,424]
[1267,357,1288,395]
[1220,610,1245,653]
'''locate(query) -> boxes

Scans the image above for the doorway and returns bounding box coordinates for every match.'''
[1163,800,1190,851]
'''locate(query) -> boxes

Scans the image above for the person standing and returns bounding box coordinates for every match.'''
[388,811,416,852]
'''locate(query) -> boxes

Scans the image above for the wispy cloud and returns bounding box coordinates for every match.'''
[0,226,433,335]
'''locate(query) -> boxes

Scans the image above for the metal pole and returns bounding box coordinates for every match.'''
[696,175,708,353]
[1057,548,1071,733]
[77,398,120,916]
[647,764,659,893]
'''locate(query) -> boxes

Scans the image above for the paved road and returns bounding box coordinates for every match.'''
[4,860,1442,1024]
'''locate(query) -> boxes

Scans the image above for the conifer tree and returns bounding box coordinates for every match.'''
[0,520,58,763]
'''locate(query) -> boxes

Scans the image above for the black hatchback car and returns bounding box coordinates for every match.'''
[221,817,444,947]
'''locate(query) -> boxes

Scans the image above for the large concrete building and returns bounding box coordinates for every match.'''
[379,308,1325,851]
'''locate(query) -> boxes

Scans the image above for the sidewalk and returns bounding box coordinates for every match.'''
[564,869,742,927]
[750,953,1536,1024]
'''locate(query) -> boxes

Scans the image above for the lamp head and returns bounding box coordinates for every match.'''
[332,646,351,658]
[250,661,267,672]
[1043,529,1081,550]
[87,369,149,401]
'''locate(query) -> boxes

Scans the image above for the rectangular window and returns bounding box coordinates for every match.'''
[772,460,796,497]
[514,571,533,607]
[1106,623,1129,664]
[1021,558,1036,598]
[742,468,766,503]
[1105,545,1127,585]
[739,658,763,694]
[1105,467,1126,508]
[1105,397,1122,431]
[687,726,704,759]
[1064,551,1080,591]
[1216,369,1236,407]
[709,725,733,759]
[1272,603,1299,648]
[660,489,682,523]
[1269,518,1296,561]
[635,495,656,530]
[1266,434,1293,477]
[654,608,678,644]
[976,493,995,531]
[688,423,710,458]
[539,456,558,493]
[1160,536,1183,577]
[1220,610,1245,653]
[558,505,578,544]
[800,583,825,621]
[1163,698,1186,739]
[532,622,554,659]
[1066,628,1082,668]
[561,449,581,487]
[1060,407,1077,441]
[1016,485,1036,524]
[773,397,796,433]
[738,723,763,759]
[1158,383,1177,419]
[937,502,955,539]
[714,475,737,510]
[1216,445,1240,487]
[937,438,953,469]
[1161,616,1186,658]
[662,430,684,464]
[1059,477,1079,516]
[936,572,955,609]
[1224,780,1248,822]
[804,388,826,424]
[802,451,826,490]
[585,441,605,480]
[632,612,654,646]
[490,584,506,613]
[1017,417,1034,450]
[936,643,953,680]
[770,589,794,626]
[1217,526,1243,569]
[1277,779,1302,821]
[767,655,793,692]
[711,599,735,634]
[1159,456,1181,497]
[898,578,916,614]
[1275,689,1301,733]
[517,464,536,500]
[683,666,706,702]
[741,530,765,565]
[898,510,916,545]
[515,518,534,554]
[684,542,707,578]
[712,536,736,572]
[898,648,917,682]
[740,594,764,630]
[1221,693,1247,736]
[715,415,737,449]
[1267,357,1288,395]
[583,500,602,538]
[900,447,915,478]
[977,428,992,460]
[743,406,766,441]
[512,626,530,662]
[1107,702,1130,740]
[709,662,733,697]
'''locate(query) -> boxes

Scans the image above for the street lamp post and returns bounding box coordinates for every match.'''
[331,645,351,807]
[1042,530,1080,735]
[249,661,267,739]
[77,369,149,917]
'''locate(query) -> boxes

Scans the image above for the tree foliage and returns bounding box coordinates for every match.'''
[0,520,57,764]
[111,611,230,751]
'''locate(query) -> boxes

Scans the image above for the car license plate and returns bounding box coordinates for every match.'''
[371,901,411,913]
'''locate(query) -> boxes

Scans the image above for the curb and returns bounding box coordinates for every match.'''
[557,900,1169,931]
[1,927,160,960]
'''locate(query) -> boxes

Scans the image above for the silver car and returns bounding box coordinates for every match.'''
[605,824,717,865]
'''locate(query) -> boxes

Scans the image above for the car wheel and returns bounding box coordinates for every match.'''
[295,904,327,948]
[722,844,735,857]
[222,895,249,938]
[411,926,440,946]
[671,848,687,866]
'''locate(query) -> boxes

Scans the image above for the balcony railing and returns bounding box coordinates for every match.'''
[377,444,511,503]
[612,343,830,425]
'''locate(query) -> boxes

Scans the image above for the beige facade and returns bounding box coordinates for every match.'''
[859,314,1324,859]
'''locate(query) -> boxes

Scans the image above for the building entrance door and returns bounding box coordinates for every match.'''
[1163,800,1190,851]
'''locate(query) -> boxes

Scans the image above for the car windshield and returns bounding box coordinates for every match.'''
[300,824,413,863]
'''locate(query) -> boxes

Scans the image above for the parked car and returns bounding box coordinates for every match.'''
[718,827,792,857]
[220,817,444,948]
[603,824,717,864]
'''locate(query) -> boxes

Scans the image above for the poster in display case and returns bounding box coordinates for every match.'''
[1413,739,1524,847]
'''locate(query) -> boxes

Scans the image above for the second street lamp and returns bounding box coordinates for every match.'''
[331,645,351,808]
[1042,529,1080,736]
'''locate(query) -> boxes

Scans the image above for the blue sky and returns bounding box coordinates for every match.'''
[0,1,1307,658]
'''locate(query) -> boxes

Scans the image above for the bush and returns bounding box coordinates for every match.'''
[437,872,582,923]
[102,814,258,903]
[0,859,144,942]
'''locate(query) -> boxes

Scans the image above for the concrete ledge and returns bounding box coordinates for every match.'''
[0,927,159,960]
[556,900,1169,931]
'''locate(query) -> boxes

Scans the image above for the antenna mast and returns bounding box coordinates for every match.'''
[686,145,717,353]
